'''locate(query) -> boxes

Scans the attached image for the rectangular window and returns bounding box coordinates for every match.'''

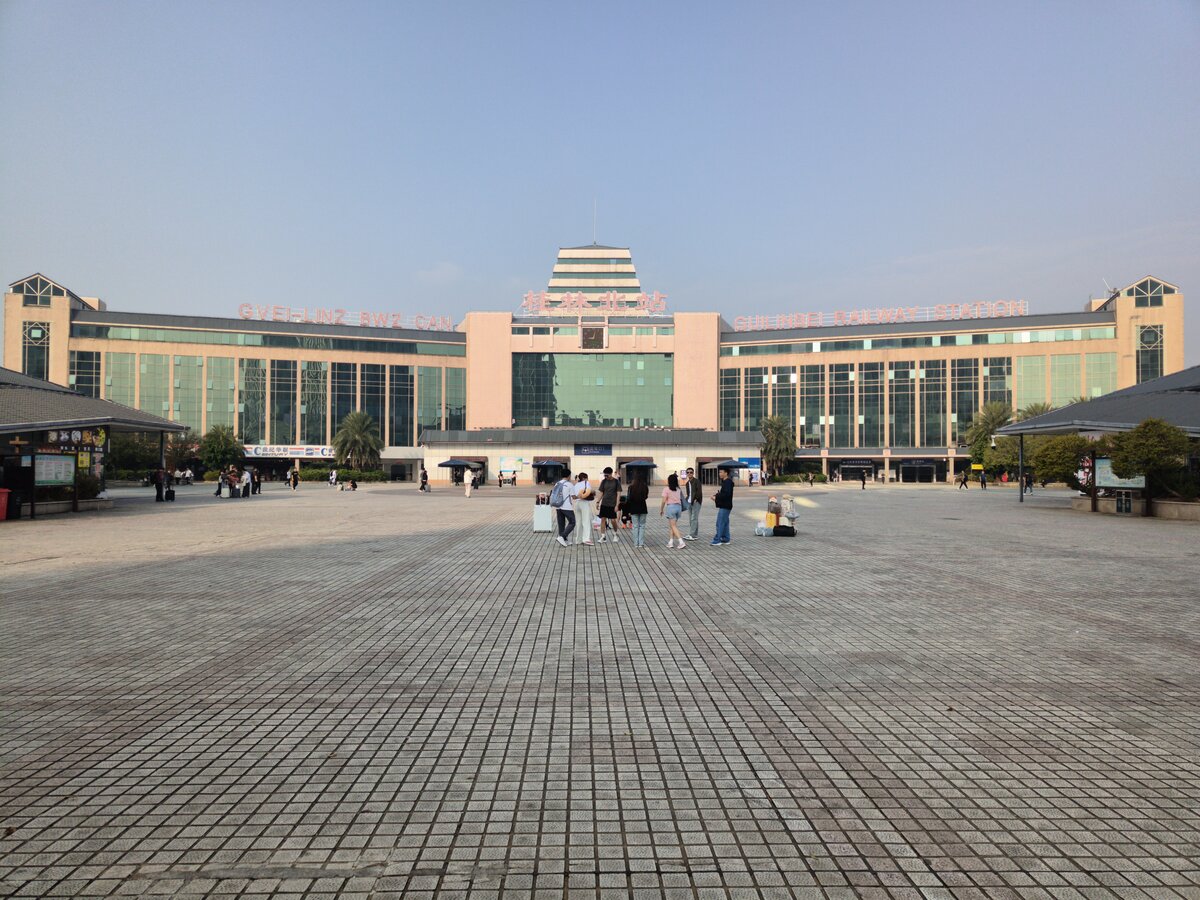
[69,350,101,398]
[1085,352,1117,398]
[1015,356,1047,411]
[362,364,386,435]
[858,362,884,447]
[206,357,236,430]
[173,355,204,432]
[513,353,674,428]
[984,357,1012,407]
[1049,355,1081,408]
[418,366,442,432]
[950,359,979,444]
[331,363,357,432]
[743,367,768,430]
[888,362,915,448]
[830,364,854,448]
[139,354,170,415]
[798,365,824,447]
[21,322,50,381]
[238,359,267,444]
[300,361,328,444]
[445,367,466,431]
[1136,326,1163,384]
[920,360,946,448]
[772,366,796,429]
[388,365,414,445]
[105,352,136,407]
[720,369,741,431]
[270,359,297,443]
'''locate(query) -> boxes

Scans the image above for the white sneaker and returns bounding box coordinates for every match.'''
[611,535,618,544]
[667,540,676,549]
[675,540,686,549]
[683,535,696,541]
[598,535,607,543]
[556,536,568,546]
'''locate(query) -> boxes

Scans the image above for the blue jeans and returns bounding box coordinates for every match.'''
[631,513,647,547]
[714,507,731,543]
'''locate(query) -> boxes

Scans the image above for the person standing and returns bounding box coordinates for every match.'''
[419,466,429,493]
[465,469,474,499]
[625,473,649,548]
[289,468,300,491]
[683,467,702,541]
[573,472,594,545]
[597,467,621,543]
[552,468,575,546]
[152,468,165,502]
[660,473,686,550]
[979,470,988,490]
[711,468,734,545]
[240,467,252,498]
[329,468,338,488]
[1024,471,1034,494]
[860,469,867,490]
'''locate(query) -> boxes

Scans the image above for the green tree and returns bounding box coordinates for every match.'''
[332,411,383,470]
[1030,434,1092,488]
[105,431,160,475]
[197,425,245,473]
[1110,419,1191,505]
[966,402,1013,463]
[1017,402,1053,421]
[166,430,199,470]
[759,415,797,478]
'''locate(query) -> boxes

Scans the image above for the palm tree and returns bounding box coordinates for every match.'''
[332,411,383,470]
[1017,402,1053,422]
[759,415,797,478]
[965,402,1013,463]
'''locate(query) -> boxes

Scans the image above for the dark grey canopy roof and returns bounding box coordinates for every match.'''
[997,365,1200,438]
[0,366,187,435]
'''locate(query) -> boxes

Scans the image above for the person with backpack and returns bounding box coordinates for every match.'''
[551,468,575,546]
[573,472,594,545]
[596,467,621,543]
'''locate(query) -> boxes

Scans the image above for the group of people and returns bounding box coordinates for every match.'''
[213,465,260,498]
[956,470,1035,493]
[549,466,735,550]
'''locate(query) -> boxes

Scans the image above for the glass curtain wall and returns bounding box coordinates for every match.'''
[270,360,297,443]
[950,359,979,443]
[301,362,328,444]
[238,359,267,444]
[206,357,236,429]
[69,350,101,397]
[362,364,387,435]
[1049,355,1081,407]
[418,366,443,432]
[173,356,204,432]
[829,364,854,447]
[445,367,466,430]
[331,363,357,432]
[984,357,1012,407]
[920,360,946,447]
[858,362,884,447]
[888,362,915,447]
[511,353,674,427]
[389,365,414,445]
[771,366,796,428]
[139,354,170,416]
[22,322,51,380]
[743,367,768,430]
[720,369,741,431]
[1015,356,1046,410]
[798,365,824,447]
[105,352,137,406]
[1085,352,1117,398]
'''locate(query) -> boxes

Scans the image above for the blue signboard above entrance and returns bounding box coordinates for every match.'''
[575,444,613,456]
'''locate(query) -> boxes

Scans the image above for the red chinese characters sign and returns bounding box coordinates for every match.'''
[237,304,455,331]
[521,291,668,314]
[733,300,1028,332]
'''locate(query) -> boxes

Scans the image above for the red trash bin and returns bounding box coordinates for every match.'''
[0,488,10,521]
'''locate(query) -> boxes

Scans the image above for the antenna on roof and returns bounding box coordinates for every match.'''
[1102,277,1112,292]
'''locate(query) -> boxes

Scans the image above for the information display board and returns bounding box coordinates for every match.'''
[35,454,76,486]
[1095,457,1145,489]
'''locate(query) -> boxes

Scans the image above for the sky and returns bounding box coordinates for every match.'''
[2,1,1198,364]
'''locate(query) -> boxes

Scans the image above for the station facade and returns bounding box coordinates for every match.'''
[3,247,1186,482]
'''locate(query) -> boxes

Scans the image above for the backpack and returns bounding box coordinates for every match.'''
[549,479,569,507]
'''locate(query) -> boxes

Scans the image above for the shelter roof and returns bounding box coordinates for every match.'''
[0,367,187,435]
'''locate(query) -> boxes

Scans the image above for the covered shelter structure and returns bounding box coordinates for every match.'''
[996,363,1200,508]
[0,366,186,518]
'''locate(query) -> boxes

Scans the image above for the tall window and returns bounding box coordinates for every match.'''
[1136,326,1163,383]
[389,365,414,445]
[1085,352,1117,398]
[418,366,443,431]
[173,356,204,431]
[69,350,101,398]
[139,354,170,416]
[445,367,466,430]
[950,359,979,444]
[1015,356,1046,410]
[21,322,50,380]
[888,362,915,447]
[771,366,796,428]
[720,369,741,430]
[239,359,267,444]
[798,365,824,447]
[830,364,854,447]
[1049,355,1081,407]
[105,352,137,407]
[331,363,357,431]
[14,275,65,307]
[858,362,884,447]
[743,367,768,430]
[270,359,297,443]
[362,364,386,434]
[301,362,328,444]
[920,360,946,447]
[1128,278,1173,307]
[984,357,1012,407]
[206,357,236,429]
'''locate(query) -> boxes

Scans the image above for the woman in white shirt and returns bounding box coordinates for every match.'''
[573,473,594,545]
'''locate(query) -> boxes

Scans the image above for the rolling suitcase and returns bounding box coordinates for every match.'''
[165,488,176,502]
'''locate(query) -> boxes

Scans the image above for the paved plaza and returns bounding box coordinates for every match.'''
[1,481,1198,900]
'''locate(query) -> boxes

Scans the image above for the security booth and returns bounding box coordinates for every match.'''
[532,457,569,484]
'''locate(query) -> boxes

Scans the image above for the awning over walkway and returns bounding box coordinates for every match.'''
[0,366,187,435]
